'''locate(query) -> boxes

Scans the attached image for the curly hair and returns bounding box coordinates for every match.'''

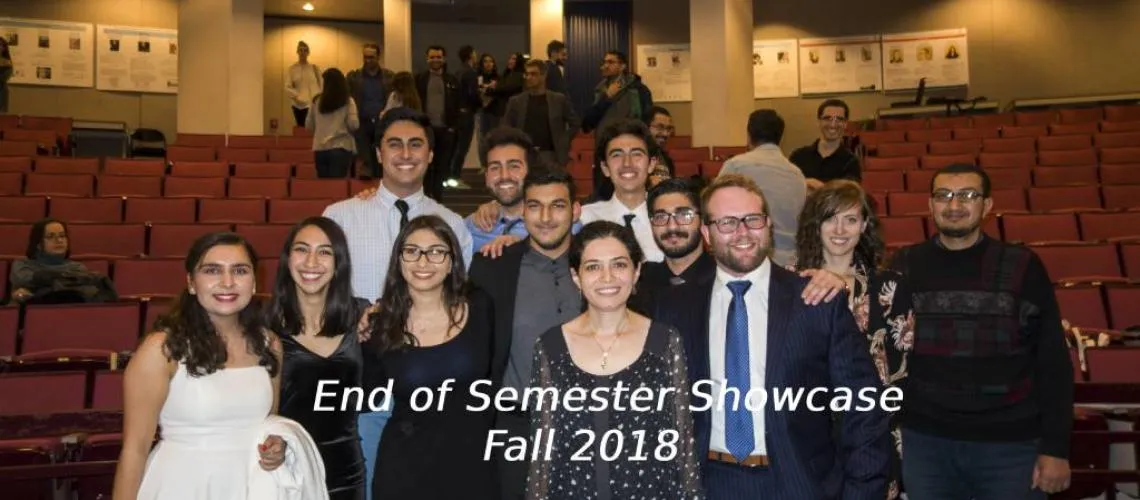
[154,232,278,378]
[794,179,885,271]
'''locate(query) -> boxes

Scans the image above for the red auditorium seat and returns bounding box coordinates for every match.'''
[114,258,187,299]
[275,136,311,150]
[1094,132,1140,149]
[886,192,929,216]
[218,148,267,164]
[979,151,1035,169]
[864,156,917,171]
[164,176,226,198]
[34,157,98,175]
[1013,111,1056,127]
[952,127,1000,140]
[290,179,349,199]
[0,372,87,415]
[861,171,904,192]
[25,173,94,197]
[928,116,971,129]
[226,135,276,149]
[1003,213,1080,243]
[920,153,975,170]
[879,118,926,131]
[876,142,927,158]
[672,148,711,162]
[1100,147,1140,164]
[905,129,952,143]
[1101,185,1140,210]
[268,149,313,165]
[0,306,16,358]
[170,161,229,177]
[927,139,981,156]
[97,175,163,198]
[0,224,32,257]
[983,137,1036,153]
[857,130,907,150]
[148,223,232,257]
[166,145,216,162]
[0,172,21,195]
[904,170,934,192]
[259,258,281,294]
[1078,212,1140,242]
[21,302,142,356]
[198,199,267,223]
[671,162,699,178]
[1038,149,1097,166]
[879,217,927,247]
[175,133,226,148]
[1099,121,1140,133]
[124,198,196,224]
[5,129,57,149]
[0,196,46,222]
[990,189,1029,213]
[49,197,124,223]
[1100,164,1140,185]
[294,163,318,179]
[104,158,166,176]
[970,114,1015,129]
[1054,284,1109,330]
[1106,285,1140,330]
[144,300,172,333]
[711,147,746,161]
[68,223,145,258]
[1027,186,1101,212]
[229,177,289,199]
[868,191,887,216]
[91,371,124,411]
[1104,104,1140,123]
[0,140,39,156]
[1058,107,1103,124]
[234,162,291,178]
[1032,166,1099,187]
[986,168,1033,190]
[1037,135,1092,151]
[236,224,292,259]
[1050,122,1100,137]
[269,199,334,224]
[1085,347,1140,383]
[1031,244,1123,282]
[1123,242,1140,280]
[0,156,32,173]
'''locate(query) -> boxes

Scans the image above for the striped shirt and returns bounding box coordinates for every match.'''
[323,184,473,301]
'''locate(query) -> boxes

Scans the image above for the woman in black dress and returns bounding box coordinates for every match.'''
[526,221,702,500]
[363,215,497,499]
[266,216,367,500]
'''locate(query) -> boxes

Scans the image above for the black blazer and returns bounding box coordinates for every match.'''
[545,60,567,95]
[414,70,462,127]
[653,265,891,500]
[467,241,528,386]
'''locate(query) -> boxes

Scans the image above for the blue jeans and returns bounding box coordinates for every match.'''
[358,409,392,500]
[902,427,1045,500]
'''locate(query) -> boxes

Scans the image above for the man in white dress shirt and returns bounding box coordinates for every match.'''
[322,106,473,499]
[579,118,665,262]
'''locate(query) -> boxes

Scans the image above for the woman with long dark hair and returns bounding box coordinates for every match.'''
[113,232,286,500]
[267,217,368,500]
[306,67,359,178]
[379,71,422,116]
[794,179,913,500]
[363,215,497,499]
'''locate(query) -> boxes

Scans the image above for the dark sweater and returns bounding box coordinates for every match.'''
[890,235,1073,458]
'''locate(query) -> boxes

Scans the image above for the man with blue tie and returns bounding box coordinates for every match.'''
[654,173,891,499]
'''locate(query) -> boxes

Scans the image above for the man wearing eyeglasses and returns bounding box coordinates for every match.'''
[788,99,861,190]
[653,173,889,499]
[888,163,1073,499]
[629,177,715,314]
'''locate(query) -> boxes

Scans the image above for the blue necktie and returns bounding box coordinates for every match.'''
[725,280,755,462]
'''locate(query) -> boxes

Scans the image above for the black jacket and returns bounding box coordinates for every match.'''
[415,70,462,127]
[467,242,529,386]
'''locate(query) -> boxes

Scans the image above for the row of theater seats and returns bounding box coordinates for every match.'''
[0,221,295,261]
[866,144,1140,169]
[868,131,1140,156]
[870,184,1140,213]
[0,197,335,226]
[0,173,369,199]
[869,104,1140,132]
[861,122,1140,150]
[866,162,1140,188]
[0,156,321,176]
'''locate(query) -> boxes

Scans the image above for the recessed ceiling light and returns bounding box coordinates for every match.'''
[302,2,314,11]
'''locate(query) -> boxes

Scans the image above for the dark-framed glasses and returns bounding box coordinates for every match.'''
[706,214,769,233]
[931,189,984,203]
[399,245,451,263]
[650,208,698,226]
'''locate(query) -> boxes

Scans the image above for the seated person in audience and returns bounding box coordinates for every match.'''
[788,99,861,189]
[9,218,117,304]
[648,106,676,178]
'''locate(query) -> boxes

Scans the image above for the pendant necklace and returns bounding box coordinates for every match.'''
[593,313,629,371]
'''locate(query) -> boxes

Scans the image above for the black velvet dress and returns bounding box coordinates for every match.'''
[279,327,366,500]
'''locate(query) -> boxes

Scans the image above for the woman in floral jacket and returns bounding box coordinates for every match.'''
[794,179,914,499]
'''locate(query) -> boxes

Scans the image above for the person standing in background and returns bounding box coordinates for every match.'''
[581,50,654,134]
[286,41,322,128]
[502,60,579,168]
[347,43,395,179]
[379,72,423,118]
[544,40,568,95]
[449,45,481,189]
[416,46,461,201]
[306,68,359,178]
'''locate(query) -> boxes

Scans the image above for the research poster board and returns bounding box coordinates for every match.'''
[881,28,968,90]
[752,39,799,99]
[0,17,94,88]
[798,35,882,95]
[96,25,178,94]
[636,43,692,102]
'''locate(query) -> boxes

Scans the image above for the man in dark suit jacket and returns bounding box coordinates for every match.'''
[654,173,891,500]
[416,45,461,201]
[468,167,582,500]
[450,44,482,188]
[545,40,569,95]
[503,59,579,168]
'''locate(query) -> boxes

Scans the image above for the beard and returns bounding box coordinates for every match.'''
[711,234,771,275]
[657,230,701,259]
[935,212,980,238]
[531,225,572,251]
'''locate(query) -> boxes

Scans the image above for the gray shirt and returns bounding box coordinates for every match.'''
[719,143,807,267]
[504,247,581,391]
[426,73,446,127]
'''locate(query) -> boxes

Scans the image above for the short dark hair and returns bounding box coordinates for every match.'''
[525,59,547,74]
[595,118,659,164]
[524,162,576,201]
[817,99,849,119]
[375,107,436,149]
[458,45,475,63]
[362,42,380,52]
[932,163,992,197]
[649,106,671,120]
[547,40,566,57]
[606,50,627,65]
[426,45,446,56]
[485,126,535,155]
[297,41,309,51]
[647,177,700,214]
[747,109,785,146]
[26,218,70,259]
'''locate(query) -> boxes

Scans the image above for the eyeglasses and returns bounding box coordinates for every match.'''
[706,214,769,233]
[931,189,985,203]
[650,209,698,226]
[399,246,451,263]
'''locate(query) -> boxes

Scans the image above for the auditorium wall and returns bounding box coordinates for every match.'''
[633,0,1140,149]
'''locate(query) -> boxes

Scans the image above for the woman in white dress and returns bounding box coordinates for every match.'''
[112,232,287,500]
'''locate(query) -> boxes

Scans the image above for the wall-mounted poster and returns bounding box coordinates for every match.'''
[752,39,799,99]
[96,24,178,94]
[636,43,692,102]
[0,17,94,88]
[881,28,968,90]
[798,35,882,95]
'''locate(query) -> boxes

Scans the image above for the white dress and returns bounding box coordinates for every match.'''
[137,363,273,499]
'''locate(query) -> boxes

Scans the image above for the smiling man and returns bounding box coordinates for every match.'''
[629,177,715,313]
[465,127,533,250]
[788,99,861,190]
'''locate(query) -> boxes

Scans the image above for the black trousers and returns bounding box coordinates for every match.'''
[449,110,476,178]
[292,106,308,127]
[494,411,530,500]
[426,126,454,202]
[355,117,380,178]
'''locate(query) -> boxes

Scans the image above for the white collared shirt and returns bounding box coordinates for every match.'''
[578,196,665,263]
[708,258,771,456]
[323,183,473,301]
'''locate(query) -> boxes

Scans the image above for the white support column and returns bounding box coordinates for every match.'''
[530,0,564,60]
[689,0,753,147]
[177,0,265,135]
[383,0,413,72]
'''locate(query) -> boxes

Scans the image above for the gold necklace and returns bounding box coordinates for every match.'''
[591,313,630,371]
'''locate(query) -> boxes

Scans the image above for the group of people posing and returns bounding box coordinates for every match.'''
[111,103,1074,500]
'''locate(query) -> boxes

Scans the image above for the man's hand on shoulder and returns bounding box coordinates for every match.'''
[479,235,522,259]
